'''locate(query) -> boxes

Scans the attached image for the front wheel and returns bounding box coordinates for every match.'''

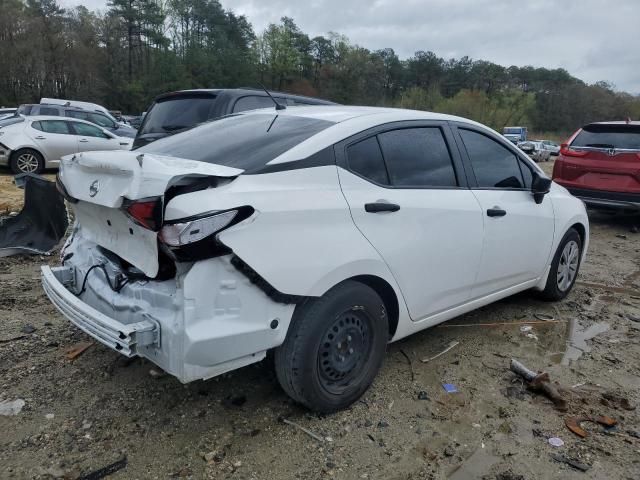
[540,228,582,301]
[275,281,388,412]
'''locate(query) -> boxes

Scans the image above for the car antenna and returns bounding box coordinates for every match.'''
[259,84,286,111]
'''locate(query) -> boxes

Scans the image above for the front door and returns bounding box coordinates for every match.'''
[454,126,555,298]
[336,123,484,320]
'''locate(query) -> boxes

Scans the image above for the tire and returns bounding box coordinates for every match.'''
[540,228,582,301]
[10,148,44,174]
[275,280,388,412]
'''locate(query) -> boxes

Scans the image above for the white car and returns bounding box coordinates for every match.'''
[0,116,132,174]
[540,139,561,155]
[42,106,589,412]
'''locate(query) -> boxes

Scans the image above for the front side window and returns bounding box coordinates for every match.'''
[89,113,115,129]
[39,120,71,134]
[347,136,389,185]
[71,122,109,138]
[377,128,457,187]
[460,129,524,189]
[233,96,277,113]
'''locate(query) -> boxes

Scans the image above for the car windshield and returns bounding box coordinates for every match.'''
[573,124,640,149]
[138,113,334,172]
[139,95,218,135]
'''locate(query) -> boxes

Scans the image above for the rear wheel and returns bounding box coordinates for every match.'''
[540,228,582,301]
[10,149,44,174]
[275,281,388,412]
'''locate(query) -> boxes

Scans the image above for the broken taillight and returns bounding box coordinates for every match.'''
[122,197,163,231]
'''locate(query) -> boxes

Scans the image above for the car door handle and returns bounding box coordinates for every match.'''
[487,207,507,217]
[35,136,46,140]
[79,139,89,143]
[365,202,401,213]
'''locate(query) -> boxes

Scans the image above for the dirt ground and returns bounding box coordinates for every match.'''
[1,162,639,480]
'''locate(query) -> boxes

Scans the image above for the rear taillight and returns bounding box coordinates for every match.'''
[122,197,163,231]
[559,143,588,157]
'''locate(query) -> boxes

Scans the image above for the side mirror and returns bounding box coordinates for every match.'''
[532,171,552,204]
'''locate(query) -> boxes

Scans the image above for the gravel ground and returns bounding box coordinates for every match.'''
[1,162,639,480]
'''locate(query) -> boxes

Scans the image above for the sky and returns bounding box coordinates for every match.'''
[60,0,640,94]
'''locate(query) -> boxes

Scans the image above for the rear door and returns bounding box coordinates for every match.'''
[337,121,484,321]
[28,120,78,161]
[453,125,554,298]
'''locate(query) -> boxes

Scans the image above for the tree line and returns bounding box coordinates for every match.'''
[1,0,639,135]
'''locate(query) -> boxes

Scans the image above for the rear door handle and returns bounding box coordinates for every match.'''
[487,207,507,217]
[365,202,401,213]
[79,139,89,143]
[35,136,46,140]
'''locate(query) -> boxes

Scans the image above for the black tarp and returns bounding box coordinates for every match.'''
[0,174,69,256]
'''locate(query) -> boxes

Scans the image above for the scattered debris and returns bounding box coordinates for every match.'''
[520,325,533,333]
[148,368,165,378]
[0,398,25,416]
[77,456,127,480]
[399,349,415,382]
[65,341,93,361]
[421,341,459,363]
[615,234,627,240]
[45,413,55,420]
[601,392,636,411]
[510,359,567,411]
[534,313,555,321]
[548,437,564,447]
[442,383,458,393]
[438,320,563,328]
[417,390,429,400]
[565,415,617,438]
[20,324,36,334]
[550,453,590,472]
[280,417,324,443]
[0,173,69,257]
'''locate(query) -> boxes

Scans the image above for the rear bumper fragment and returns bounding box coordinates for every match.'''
[41,265,160,356]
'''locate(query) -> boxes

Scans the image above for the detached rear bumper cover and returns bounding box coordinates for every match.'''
[41,265,159,356]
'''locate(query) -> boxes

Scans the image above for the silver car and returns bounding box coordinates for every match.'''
[0,116,132,174]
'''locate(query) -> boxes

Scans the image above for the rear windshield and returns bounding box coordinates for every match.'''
[138,113,334,172]
[0,116,24,127]
[139,95,218,135]
[572,124,640,149]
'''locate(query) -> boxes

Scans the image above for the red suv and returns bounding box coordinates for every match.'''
[553,121,640,211]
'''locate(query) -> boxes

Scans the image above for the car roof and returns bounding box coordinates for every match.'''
[26,115,108,127]
[585,120,640,126]
[154,88,336,105]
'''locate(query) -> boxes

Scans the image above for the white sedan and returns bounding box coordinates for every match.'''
[43,106,588,412]
[0,115,132,174]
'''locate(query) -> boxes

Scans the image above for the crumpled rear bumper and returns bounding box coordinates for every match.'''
[41,265,160,357]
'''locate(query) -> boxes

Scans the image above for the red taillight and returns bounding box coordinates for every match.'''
[559,143,588,158]
[122,197,163,231]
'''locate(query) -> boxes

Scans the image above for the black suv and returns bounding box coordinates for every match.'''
[15,104,138,138]
[133,88,336,148]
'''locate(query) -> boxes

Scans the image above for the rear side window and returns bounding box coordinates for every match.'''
[347,136,389,185]
[138,113,333,172]
[233,96,277,113]
[38,120,71,134]
[460,129,524,189]
[572,125,640,149]
[39,107,59,116]
[378,128,457,187]
[140,95,218,135]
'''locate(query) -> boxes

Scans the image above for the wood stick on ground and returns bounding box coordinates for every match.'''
[399,349,415,382]
[281,418,325,442]
[421,341,459,363]
[510,359,568,411]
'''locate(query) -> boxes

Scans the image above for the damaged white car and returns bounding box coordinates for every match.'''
[43,106,589,412]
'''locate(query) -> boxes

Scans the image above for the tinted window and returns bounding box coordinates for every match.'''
[460,129,524,189]
[65,110,89,120]
[39,107,59,116]
[139,113,333,172]
[140,95,218,135]
[233,96,277,113]
[378,128,457,187]
[17,105,33,115]
[347,136,389,185]
[38,120,71,134]
[71,122,108,138]
[518,160,533,189]
[572,125,640,149]
[88,113,115,129]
